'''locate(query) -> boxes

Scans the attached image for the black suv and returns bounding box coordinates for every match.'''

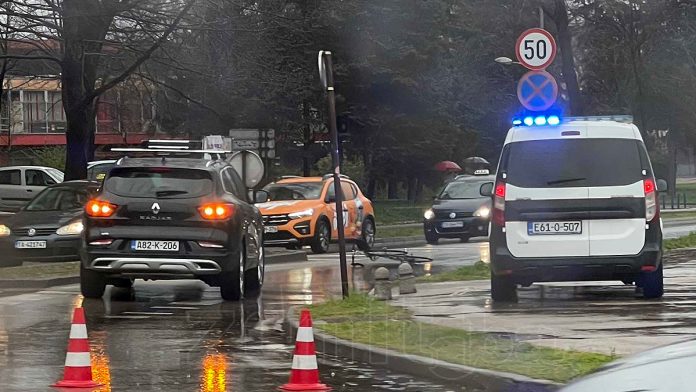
[80,153,265,301]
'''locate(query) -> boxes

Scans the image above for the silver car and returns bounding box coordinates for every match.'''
[0,166,64,211]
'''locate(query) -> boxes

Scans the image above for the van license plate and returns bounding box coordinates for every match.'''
[528,221,582,235]
[15,241,47,249]
[131,240,179,251]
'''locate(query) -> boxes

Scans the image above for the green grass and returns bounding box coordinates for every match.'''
[661,210,696,219]
[309,294,614,383]
[417,261,490,282]
[377,225,423,239]
[664,232,696,250]
[675,183,696,201]
[0,261,78,279]
[372,201,430,225]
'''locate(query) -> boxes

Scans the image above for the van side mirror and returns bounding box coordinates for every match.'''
[656,179,668,193]
[253,190,269,204]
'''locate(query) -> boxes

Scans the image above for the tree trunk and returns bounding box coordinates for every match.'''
[407,177,417,203]
[415,177,423,202]
[553,0,582,115]
[366,176,376,200]
[387,178,399,199]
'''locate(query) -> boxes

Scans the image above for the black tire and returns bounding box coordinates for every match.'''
[641,262,664,299]
[220,246,245,301]
[244,241,265,296]
[491,274,518,302]
[112,278,133,289]
[358,218,376,251]
[311,219,331,254]
[460,235,470,243]
[80,263,106,299]
[425,231,439,245]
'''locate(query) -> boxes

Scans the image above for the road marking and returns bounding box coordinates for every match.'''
[150,306,199,310]
[103,315,150,320]
[123,311,174,316]
[171,300,222,306]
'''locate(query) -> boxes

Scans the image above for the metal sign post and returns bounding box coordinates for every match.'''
[318,50,349,299]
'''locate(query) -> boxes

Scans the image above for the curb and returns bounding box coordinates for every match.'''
[0,275,79,289]
[285,307,560,392]
[266,250,308,264]
[0,251,308,289]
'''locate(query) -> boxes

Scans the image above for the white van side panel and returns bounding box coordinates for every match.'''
[506,221,591,258]
[588,181,646,256]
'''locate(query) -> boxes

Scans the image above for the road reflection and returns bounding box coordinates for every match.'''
[90,331,112,392]
[200,352,228,392]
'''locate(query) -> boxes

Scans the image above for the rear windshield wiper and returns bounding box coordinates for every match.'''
[546,177,586,185]
[155,190,189,197]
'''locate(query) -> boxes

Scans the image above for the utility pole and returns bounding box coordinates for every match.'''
[318,50,349,298]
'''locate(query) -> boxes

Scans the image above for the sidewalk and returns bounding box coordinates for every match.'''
[392,252,696,357]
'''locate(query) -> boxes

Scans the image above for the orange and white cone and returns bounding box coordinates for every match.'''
[52,307,102,389]
[280,309,331,391]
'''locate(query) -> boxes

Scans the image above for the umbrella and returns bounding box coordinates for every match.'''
[434,161,462,172]
[462,157,490,165]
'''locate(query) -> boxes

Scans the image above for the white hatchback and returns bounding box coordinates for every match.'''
[489,116,666,302]
[0,166,64,211]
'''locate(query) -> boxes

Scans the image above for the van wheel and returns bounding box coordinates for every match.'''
[80,264,106,299]
[311,219,330,254]
[491,274,518,302]
[640,263,664,299]
[220,247,245,301]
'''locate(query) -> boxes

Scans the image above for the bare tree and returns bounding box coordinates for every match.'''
[0,0,195,178]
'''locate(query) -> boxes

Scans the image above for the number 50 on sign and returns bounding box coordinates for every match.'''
[515,28,557,70]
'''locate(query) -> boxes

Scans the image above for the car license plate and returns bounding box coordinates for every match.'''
[131,240,179,251]
[528,221,582,235]
[441,221,464,228]
[264,226,278,233]
[15,240,47,249]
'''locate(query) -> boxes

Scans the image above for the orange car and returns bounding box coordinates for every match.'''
[256,175,376,253]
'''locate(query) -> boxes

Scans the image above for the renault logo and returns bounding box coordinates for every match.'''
[449,212,456,219]
[28,228,36,236]
[151,202,161,215]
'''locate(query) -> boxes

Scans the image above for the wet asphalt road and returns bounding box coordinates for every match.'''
[0,257,465,392]
[1,218,695,391]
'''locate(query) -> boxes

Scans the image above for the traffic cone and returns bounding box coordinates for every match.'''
[280,309,331,391]
[52,307,102,389]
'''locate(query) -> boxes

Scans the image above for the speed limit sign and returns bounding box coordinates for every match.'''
[515,28,556,70]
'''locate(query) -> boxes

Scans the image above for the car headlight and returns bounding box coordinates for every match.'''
[424,209,435,220]
[474,206,490,218]
[0,225,10,237]
[288,208,314,220]
[56,221,84,236]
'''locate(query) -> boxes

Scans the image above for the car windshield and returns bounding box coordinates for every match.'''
[263,182,324,201]
[46,168,64,182]
[105,168,214,198]
[503,138,644,188]
[25,187,89,211]
[438,181,487,200]
[88,163,115,182]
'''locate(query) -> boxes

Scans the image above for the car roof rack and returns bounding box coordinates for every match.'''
[565,115,633,124]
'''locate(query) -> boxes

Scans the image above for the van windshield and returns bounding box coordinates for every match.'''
[503,138,645,188]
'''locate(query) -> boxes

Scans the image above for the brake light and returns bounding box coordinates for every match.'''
[199,203,234,220]
[644,178,658,222]
[493,181,506,226]
[85,200,117,217]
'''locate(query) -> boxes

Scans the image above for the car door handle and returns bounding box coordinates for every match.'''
[26,189,33,192]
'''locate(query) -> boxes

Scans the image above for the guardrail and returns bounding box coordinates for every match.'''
[661,193,690,209]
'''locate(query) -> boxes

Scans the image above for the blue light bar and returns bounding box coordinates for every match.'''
[534,116,547,126]
[523,116,534,126]
[547,115,560,125]
[512,119,522,126]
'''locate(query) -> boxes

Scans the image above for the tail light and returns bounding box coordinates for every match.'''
[199,203,234,220]
[492,181,506,226]
[644,178,658,222]
[85,200,117,217]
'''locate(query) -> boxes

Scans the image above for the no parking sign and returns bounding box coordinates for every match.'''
[517,70,558,112]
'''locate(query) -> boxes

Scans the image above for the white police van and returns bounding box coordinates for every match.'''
[489,115,667,302]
